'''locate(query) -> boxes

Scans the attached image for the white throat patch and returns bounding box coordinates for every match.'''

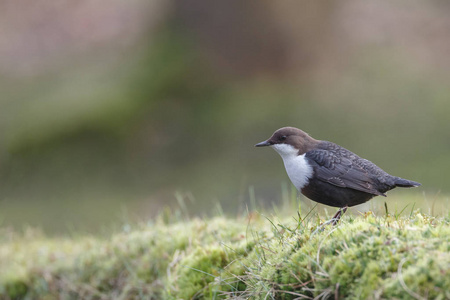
[271,144,313,190]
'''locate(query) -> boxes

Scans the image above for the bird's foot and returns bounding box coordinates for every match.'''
[330,206,348,226]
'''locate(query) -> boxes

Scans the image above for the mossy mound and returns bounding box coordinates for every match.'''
[243,213,449,299]
[0,212,449,299]
[0,218,250,299]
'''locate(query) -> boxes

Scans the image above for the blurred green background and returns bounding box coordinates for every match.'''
[0,0,448,234]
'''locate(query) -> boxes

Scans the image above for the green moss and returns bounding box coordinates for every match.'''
[244,213,450,299]
[169,245,244,299]
[0,213,449,299]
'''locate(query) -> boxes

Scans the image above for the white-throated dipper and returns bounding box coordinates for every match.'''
[255,127,421,224]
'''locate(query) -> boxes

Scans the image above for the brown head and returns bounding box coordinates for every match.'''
[255,127,319,155]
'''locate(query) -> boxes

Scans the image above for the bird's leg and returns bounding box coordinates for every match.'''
[331,206,348,226]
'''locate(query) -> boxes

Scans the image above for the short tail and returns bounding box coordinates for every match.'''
[394,177,421,188]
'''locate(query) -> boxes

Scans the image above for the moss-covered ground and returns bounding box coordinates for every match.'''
[1,209,449,299]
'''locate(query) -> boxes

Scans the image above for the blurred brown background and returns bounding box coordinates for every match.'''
[0,0,448,234]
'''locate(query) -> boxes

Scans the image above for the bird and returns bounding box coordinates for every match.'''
[255,127,421,225]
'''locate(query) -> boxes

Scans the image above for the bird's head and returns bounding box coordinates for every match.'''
[255,127,319,157]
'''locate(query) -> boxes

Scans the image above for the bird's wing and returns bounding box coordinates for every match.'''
[305,148,386,196]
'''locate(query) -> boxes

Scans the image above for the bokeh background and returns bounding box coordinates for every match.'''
[1,0,449,235]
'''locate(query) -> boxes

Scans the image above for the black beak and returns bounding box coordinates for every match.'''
[255,140,272,147]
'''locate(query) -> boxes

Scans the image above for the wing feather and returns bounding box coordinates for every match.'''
[305,146,387,196]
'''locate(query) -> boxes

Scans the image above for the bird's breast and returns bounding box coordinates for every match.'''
[282,154,314,190]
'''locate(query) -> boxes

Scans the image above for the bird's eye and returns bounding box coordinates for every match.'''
[280,135,287,141]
